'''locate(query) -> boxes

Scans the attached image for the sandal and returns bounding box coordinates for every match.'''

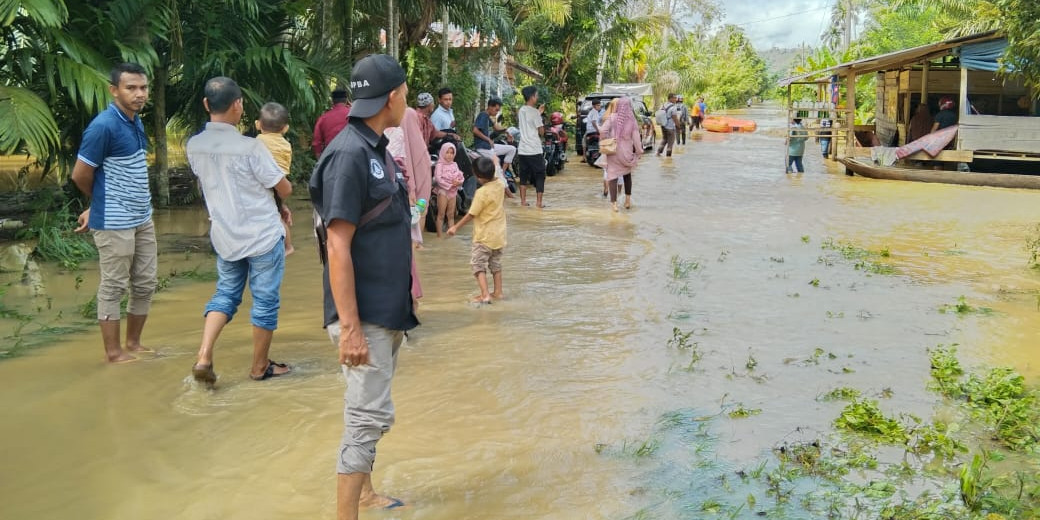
[192,363,217,385]
[251,360,291,381]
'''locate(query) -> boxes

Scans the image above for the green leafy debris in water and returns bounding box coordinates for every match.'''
[1025,223,1040,269]
[834,399,908,443]
[820,386,862,401]
[927,346,1040,450]
[938,296,994,315]
[819,237,897,275]
[728,403,762,419]
[928,345,965,397]
[670,254,700,279]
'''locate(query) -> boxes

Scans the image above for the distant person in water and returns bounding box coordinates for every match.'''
[818,118,833,159]
[787,118,808,173]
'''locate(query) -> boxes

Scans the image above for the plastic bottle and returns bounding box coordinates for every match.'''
[411,198,427,225]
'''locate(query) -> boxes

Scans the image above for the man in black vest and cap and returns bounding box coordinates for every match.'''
[309,54,418,519]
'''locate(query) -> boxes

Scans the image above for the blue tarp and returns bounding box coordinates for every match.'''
[958,38,1010,72]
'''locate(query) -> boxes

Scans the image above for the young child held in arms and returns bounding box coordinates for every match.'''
[433,142,464,237]
[448,156,506,304]
[254,102,295,255]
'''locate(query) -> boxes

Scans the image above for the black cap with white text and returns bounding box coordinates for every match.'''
[348,54,407,119]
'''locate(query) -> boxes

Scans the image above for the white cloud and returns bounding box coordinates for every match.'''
[716,0,833,49]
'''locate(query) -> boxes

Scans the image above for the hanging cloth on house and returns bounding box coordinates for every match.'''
[958,38,1010,72]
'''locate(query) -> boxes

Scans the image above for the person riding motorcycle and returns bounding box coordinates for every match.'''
[549,112,569,154]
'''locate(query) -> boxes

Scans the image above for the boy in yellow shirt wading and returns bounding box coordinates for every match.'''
[448,156,505,304]
[255,102,295,255]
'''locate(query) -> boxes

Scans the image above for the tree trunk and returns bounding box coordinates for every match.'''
[342,0,355,69]
[497,46,505,98]
[441,5,449,85]
[662,0,671,48]
[387,0,393,56]
[153,64,170,207]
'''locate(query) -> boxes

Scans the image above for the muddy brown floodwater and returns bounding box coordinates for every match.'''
[2,104,1040,519]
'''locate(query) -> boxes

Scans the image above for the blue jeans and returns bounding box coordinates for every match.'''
[204,238,284,330]
[787,155,804,173]
[820,138,831,157]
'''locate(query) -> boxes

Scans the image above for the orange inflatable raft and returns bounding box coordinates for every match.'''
[703,116,757,133]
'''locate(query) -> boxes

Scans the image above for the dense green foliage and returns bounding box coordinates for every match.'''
[2,0,777,194]
[997,0,1040,93]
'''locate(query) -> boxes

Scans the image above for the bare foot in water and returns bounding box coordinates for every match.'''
[108,351,138,364]
[470,295,492,304]
[491,292,504,300]
[126,343,153,354]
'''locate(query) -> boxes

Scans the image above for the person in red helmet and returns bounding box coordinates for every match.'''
[931,96,958,133]
[548,111,568,154]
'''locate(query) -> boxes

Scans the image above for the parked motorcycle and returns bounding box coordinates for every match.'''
[583,130,601,166]
[543,128,565,177]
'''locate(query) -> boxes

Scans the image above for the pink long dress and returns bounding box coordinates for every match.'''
[598,112,642,181]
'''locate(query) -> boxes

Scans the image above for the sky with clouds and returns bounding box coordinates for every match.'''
[716,0,835,50]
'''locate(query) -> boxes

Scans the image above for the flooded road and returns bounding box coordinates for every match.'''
[2,104,1040,519]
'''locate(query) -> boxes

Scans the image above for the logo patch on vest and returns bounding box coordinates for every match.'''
[370,158,384,179]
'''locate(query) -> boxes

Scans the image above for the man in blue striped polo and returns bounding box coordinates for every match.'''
[72,62,158,364]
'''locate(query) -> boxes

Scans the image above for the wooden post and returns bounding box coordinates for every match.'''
[785,84,791,171]
[845,71,856,160]
[921,61,929,104]
[959,67,968,149]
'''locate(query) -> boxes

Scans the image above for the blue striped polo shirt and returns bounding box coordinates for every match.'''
[77,103,152,230]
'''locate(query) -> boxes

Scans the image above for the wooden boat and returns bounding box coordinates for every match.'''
[841,158,1040,190]
[703,116,757,133]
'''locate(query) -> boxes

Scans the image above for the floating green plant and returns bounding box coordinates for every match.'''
[819,386,861,401]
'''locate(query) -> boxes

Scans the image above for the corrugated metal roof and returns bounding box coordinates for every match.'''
[778,31,1002,86]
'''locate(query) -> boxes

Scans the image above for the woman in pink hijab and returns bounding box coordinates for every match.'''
[598,96,643,211]
[387,107,433,307]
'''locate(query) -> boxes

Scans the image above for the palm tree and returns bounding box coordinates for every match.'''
[892,0,1001,37]
[1,0,114,183]
[821,0,870,52]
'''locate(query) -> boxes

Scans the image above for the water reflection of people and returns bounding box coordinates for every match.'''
[931,96,957,133]
[908,103,933,142]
